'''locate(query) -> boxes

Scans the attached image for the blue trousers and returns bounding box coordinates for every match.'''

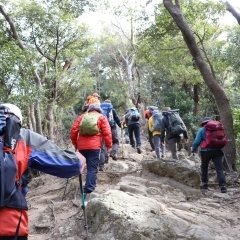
[79,149,101,193]
[128,123,141,148]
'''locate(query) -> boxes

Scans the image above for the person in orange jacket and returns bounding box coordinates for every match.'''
[70,102,112,197]
[0,103,86,240]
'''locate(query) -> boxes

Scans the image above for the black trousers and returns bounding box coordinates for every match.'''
[200,150,226,185]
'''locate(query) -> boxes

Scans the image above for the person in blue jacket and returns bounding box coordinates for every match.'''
[191,117,227,193]
[0,103,86,239]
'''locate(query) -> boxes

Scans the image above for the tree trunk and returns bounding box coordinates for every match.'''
[27,106,33,130]
[30,104,36,132]
[46,103,54,141]
[35,100,43,135]
[226,1,240,24]
[163,0,236,170]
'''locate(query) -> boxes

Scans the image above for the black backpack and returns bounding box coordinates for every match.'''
[163,109,187,135]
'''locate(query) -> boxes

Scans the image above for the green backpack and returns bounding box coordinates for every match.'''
[79,113,102,135]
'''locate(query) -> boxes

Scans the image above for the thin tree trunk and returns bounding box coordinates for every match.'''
[46,103,54,141]
[30,104,36,132]
[35,100,43,135]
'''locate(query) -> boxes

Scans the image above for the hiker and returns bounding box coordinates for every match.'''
[191,117,227,193]
[100,99,122,161]
[144,106,158,151]
[124,107,142,154]
[160,107,188,160]
[92,92,101,104]
[70,101,112,197]
[81,95,93,112]
[0,103,86,239]
[148,109,165,159]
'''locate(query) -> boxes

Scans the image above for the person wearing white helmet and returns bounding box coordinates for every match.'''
[0,103,86,239]
[0,103,23,122]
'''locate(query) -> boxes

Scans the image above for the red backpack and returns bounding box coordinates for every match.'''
[201,121,227,149]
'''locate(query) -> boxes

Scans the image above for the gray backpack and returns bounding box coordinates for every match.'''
[163,109,187,135]
[151,110,163,132]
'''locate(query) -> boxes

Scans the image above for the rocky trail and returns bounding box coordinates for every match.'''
[26,135,240,240]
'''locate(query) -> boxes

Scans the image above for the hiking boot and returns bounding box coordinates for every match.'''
[99,165,104,171]
[200,182,208,189]
[105,156,109,164]
[136,146,141,154]
[125,140,130,144]
[110,153,117,160]
[220,185,227,193]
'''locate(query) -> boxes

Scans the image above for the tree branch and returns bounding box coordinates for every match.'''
[0,5,25,50]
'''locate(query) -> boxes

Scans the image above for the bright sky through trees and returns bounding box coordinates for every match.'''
[79,0,240,34]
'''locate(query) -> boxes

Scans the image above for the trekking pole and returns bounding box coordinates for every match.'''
[223,154,236,183]
[79,174,89,239]
[192,153,197,168]
[121,128,124,158]
[61,178,69,201]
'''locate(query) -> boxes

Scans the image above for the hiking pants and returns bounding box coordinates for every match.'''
[168,137,180,160]
[100,141,107,166]
[200,150,226,186]
[153,134,165,158]
[79,149,101,193]
[148,128,155,150]
[124,128,130,143]
[111,126,119,154]
[128,123,141,148]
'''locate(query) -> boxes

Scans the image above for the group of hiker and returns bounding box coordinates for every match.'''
[0,97,228,239]
[70,93,143,198]
[144,105,227,193]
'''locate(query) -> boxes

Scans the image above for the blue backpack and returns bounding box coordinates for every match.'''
[100,102,115,126]
[127,108,140,121]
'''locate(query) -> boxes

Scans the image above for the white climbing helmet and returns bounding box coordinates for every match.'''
[0,103,23,122]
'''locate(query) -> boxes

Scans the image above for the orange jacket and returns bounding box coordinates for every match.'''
[144,109,151,120]
[70,109,112,150]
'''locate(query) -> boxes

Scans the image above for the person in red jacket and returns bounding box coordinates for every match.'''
[0,103,86,240]
[70,102,112,198]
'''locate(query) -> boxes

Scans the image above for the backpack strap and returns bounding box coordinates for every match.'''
[0,141,4,207]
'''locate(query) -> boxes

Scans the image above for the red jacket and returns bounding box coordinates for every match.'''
[0,128,83,237]
[70,109,112,150]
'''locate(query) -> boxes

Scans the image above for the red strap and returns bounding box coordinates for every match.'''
[3,146,14,153]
